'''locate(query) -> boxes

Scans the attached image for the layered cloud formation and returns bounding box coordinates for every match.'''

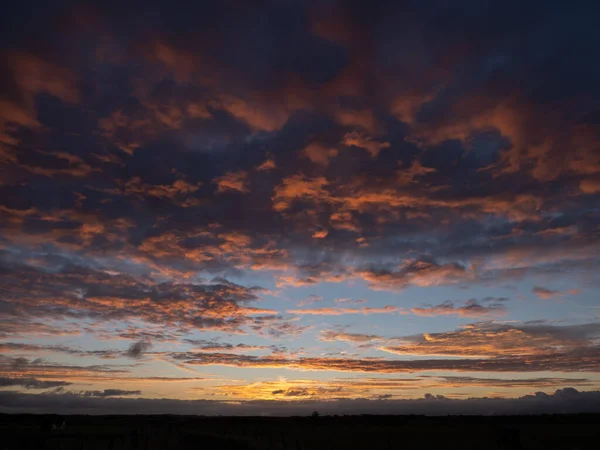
[0,0,599,414]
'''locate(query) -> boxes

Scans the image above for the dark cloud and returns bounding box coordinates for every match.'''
[0,341,147,360]
[2,388,600,416]
[0,0,599,408]
[182,340,272,353]
[0,0,597,290]
[0,254,268,335]
[411,299,507,317]
[177,349,600,374]
[249,315,311,339]
[0,377,71,389]
[381,321,600,359]
[172,321,600,373]
[428,376,592,389]
[125,341,152,359]
[80,389,142,398]
[0,355,129,379]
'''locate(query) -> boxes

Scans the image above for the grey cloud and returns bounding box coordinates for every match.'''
[125,341,152,359]
[173,321,600,374]
[0,255,266,334]
[1,388,600,416]
[411,299,507,317]
[80,389,142,398]
[0,355,128,377]
[0,377,72,389]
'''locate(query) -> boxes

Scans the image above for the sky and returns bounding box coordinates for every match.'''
[1,0,600,415]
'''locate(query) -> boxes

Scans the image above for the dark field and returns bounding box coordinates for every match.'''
[2,413,599,450]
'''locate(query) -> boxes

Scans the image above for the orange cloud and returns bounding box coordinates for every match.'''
[312,229,329,239]
[149,41,202,82]
[320,330,384,344]
[215,375,592,401]
[329,211,360,232]
[10,53,79,104]
[213,170,249,193]
[216,95,293,132]
[580,178,600,194]
[177,342,600,373]
[380,322,600,358]
[119,177,202,206]
[256,158,276,171]
[395,93,600,182]
[137,227,288,274]
[342,131,390,157]
[359,260,474,291]
[0,52,78,157]
[533,287,580,300]
[99,97,211,155]
[272,174,330,212]
[396,160,437,185]
[390,92,435,125]
[332,108,379,134]
[272,172,542,226]
[302,143,339,166]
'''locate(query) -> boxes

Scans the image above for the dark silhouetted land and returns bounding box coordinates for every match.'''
[1,413,599,449]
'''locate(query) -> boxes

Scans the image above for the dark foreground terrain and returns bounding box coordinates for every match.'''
[1,413,598,450]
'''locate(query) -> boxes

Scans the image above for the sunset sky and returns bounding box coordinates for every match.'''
[1,0,600,415]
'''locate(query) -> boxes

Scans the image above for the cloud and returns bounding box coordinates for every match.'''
[297,295,322,307]
[272,174,330,213]
[249,316,311,339]
[217,376,593,400]
[119,177,202,207]
[0,356,129,382]
[0,257,267,335]
[80,389,142,398]
[216,95,297,132]
[288,306,404,316]
[332,108,379,134]
[380,321,600,359]
[334,298,366,305]
[411,299,507,318]
[319,331,384,344]
[302,143,338,166]
[98,94,212,154]
[427,376,592,389]
[396,160,437,186]
[580,178,600,194]
[359,260,473,291]
[533,287,580,299]
[165,321,600,374]
[0,342,121,360]
[0,377,72,389]
[1,0,600,409]
[183,340,271,353]
[18,151,96,179]
[3,388,600,415]
[257,158,276,171]
[342,132,390,157]
[125,341,152,359]
[213,170,249,193]
[175,348,600,374]
[0,52,78,157]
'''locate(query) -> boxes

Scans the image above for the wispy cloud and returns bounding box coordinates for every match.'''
[287,306,405,316]
[533,286,580,299]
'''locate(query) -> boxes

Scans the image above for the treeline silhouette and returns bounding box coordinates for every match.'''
[1,413,598,449]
